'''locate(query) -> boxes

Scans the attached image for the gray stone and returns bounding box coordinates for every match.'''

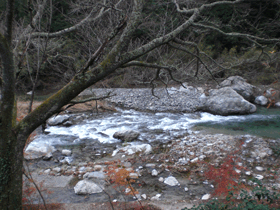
[219,76,256,101]
[201,194,211,200]
[129,173,139,179]
[152,169,158,176]
[74,180,103,195]
[255,96,268,106]
[53,167,61,173]
[113,130,140,142]
[48,115,70,126]
[146,163,156,168]
[24,143,56,160]
[255,175,264,180]
[150,194,161,201]
[83,171,106,179]
[201,87,256,115]
[94,165,103,171]
[62,149,72,156]
[256,166,265,171]
[141,194,147,199]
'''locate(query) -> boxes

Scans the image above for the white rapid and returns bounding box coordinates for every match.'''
[27,107,280,151]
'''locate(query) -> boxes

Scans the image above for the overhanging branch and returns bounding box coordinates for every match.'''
[69,92,115,104]
[173,0,244,15]
[168,42,219,85]
[192,23,280,44]
[62,92,115,113]
[123,61,186,97]
[22,0,124,39]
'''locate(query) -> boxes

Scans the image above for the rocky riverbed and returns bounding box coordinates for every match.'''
[23,76,280,209]
[24,130,280,209]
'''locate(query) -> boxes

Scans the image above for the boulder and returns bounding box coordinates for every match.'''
[47,115,70,126]
[74,180,103,195]
[113,130,140,142]
[24,143,56,160]
[219,76,256,101]
[202,87,256,115]
[254,96,268,106]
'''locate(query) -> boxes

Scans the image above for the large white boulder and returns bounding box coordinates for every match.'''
[201,87,256,115]
[219,76,256,101]
[24,143,56,160]
[74,180,103,195]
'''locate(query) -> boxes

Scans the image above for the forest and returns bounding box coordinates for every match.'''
[1,0,280,93]
[1,0,280,209]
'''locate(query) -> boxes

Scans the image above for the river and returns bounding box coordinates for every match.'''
[28,106,280,151]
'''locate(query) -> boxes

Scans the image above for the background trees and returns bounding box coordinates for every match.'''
[1,0,280,209]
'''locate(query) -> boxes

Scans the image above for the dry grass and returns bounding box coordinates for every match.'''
[17,100,116,120]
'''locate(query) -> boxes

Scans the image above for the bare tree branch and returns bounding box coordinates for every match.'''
[69,92,115,105]
[173,0,244,15]
[23,0,124,39]
[168,42,219,85]
[19,0,48,39]
[192,22,280,44]
[123,60,186,94]
[62,92,115,113]
[78,15,128,74]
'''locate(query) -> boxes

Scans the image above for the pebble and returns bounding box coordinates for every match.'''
[235,169,241,174]
[79,166,86,173]
[141,194,147,199]
[94,165,103,171]
[245,171,251,176]
[150,194,161,201]
[78,162,87,166]
[255,174,264,180]
[62,149,72,156]
[129,173,139,179]
[201,194,211,200]
[146,163,156,168]
[44,169,51,174]
[164,176,179,186]
[158,177,164,182]
[256,166,265,171]
[125,188,131,194]
[53,167,61,173]
[152,169,158,176]
[190,157,198,163]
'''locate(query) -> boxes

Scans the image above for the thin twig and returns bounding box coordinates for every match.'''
[23,161,48,210]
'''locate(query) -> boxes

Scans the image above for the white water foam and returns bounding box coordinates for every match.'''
[28,108,280,150]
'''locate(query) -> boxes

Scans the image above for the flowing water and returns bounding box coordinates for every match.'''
[194,106,280,139]
[29,106,280,151]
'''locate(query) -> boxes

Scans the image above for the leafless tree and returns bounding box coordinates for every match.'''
[1,0,280,209]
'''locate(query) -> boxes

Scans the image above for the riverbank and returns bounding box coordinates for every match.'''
[22,81,280,209]
[23,106,280,209]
